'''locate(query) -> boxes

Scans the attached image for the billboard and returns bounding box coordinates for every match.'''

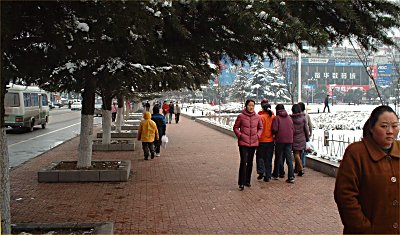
[376,64,393,86]
[287,57,371,87]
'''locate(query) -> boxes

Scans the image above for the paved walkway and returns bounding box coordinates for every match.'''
[10,115,343,234]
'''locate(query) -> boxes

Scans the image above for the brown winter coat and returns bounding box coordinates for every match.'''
[334,136,400,234]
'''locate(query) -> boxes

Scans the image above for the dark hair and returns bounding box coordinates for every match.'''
[275,104,285,111]
[292,104,302,114]
[298,102,306,112]
[153,106,160,114]
[362,105,398,137]
[262,103,273,116]
[245,99,255,107]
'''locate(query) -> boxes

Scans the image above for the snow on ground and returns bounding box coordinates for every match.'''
[181,102,399,163]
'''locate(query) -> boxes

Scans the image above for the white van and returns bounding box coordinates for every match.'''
[4,84,50,131]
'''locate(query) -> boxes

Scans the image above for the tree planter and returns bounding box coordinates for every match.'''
[38,160,131,182]
[96,130,137,138]
[126,115,142,120]
[11,222,113,234]
[111,124,138,131]
[124,120,140,125]
[92,139,136,151]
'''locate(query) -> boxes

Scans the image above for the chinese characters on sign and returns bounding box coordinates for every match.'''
[313,72,356,80]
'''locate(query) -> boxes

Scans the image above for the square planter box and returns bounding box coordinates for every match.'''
[12,222,113,234]
[38,160,131,183]
[111,124,138,130]
[92,140,136,151]
[96,131,137,138]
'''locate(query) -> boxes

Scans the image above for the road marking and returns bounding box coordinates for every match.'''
[9,122,81,147]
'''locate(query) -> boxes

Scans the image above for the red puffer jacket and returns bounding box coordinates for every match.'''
[233,109,263,147]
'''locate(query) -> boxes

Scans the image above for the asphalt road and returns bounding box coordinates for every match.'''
[6,108,101,168]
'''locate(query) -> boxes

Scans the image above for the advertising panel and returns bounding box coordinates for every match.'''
[376,64,393,86]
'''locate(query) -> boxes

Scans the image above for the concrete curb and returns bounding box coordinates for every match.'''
[38,160,131,183]
[11,222,114,234]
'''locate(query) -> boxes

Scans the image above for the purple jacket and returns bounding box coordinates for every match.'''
[290,113,310,150]
[272,109,294,144]
[233,109,263,147]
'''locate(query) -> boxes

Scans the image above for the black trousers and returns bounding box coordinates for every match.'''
[238,146,256,186]
[175,113,180,123]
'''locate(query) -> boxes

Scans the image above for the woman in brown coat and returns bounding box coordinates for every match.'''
[334,105,400,234]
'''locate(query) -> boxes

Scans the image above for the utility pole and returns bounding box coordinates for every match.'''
[298,49,302,102]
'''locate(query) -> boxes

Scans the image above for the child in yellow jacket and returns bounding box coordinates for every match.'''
[138,111,159,160]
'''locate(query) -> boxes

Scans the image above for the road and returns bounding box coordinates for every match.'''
[6,108,101,168]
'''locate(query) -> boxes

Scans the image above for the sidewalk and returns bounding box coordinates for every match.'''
[10,115,343,234]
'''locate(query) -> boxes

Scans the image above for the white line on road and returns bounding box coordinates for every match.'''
[9,122,81,147]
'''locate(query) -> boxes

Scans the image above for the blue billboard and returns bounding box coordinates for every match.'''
[376,64,393,86]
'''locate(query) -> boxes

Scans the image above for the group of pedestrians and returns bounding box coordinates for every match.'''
[233,99,313,191]
[137,100,182,160]
[161,100,181,124]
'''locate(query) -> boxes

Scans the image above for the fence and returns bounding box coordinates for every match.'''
[310,134,360,162]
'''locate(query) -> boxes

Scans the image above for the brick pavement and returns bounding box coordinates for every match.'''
[10,115,343,234]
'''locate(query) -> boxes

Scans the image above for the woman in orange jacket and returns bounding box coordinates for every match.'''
[256,99,275,182]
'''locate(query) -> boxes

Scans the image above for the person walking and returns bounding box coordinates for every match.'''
[111,102,117,122]
[162,101,170,124]
[174,101,181,124]
[334,105,399,234]
[298,102,313,167]
[151,106,166,157]
[272,104,295,183]
[290,104,309,177]
[233,99,263,191]
[323,95,330,113]
[168,101,174,124]
[137,111,159,160]
[145,101,151,112]
[256,99,275,182]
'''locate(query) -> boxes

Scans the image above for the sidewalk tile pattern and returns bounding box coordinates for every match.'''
[10,116,343,234]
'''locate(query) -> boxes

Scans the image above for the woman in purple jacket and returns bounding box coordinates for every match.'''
[233,99,263,191]
[290,104,309,177]
[272,104,295,183]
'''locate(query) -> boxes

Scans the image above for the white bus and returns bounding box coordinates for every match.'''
[4,84,50,131]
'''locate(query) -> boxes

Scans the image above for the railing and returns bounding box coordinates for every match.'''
[310,134,360,162]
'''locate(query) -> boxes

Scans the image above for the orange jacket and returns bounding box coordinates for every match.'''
[258,110,275,142]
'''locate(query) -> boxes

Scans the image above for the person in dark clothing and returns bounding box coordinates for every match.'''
[323,95,330,113]
[145,101,151,112]
[168,101,174,124]
[151,106,167,157]
[272,104,295,183]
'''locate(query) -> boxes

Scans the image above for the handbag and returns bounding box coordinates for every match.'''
[161,135,169,149]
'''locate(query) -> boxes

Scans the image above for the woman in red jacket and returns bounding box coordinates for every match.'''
[233,99,263,191]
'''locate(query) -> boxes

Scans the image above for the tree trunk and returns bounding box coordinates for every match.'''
[1,82,11,234]
[124,98,130,120]
[101,93,112,145]
[77,77,96,168]
[102,110,112,144]
[115,96,124,132]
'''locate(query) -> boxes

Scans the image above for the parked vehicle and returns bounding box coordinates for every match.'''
[4,84,50,131]
[70,100,82,111]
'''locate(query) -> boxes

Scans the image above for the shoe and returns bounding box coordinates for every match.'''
[286,178,295,183]
[239,185,244,191]
[263,177,270,182]
[272,176,279,180]
[257,174,264,180]
[144,157,148,160]
[294,170,299,174]
[279,174,285,178]
[156,153,161,157]
[151,155,155,159]
[298,171,304,177]
[244,183,251,187]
